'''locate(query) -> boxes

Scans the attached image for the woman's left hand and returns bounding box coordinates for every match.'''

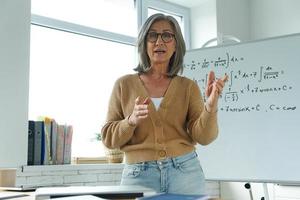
[205,71,228,112]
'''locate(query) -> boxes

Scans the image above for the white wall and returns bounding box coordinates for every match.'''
[0,0,31,168]
[216,0,250,44]
[190,0,217,49]
[251,0,300,40]
[192,0,300,48]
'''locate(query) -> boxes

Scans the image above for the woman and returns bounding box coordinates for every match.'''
[101,13,227,195]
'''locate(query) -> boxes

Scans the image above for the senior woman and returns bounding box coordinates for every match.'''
[101,13,228,195]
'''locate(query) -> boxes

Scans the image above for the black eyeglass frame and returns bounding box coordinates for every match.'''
[146,32,175,43]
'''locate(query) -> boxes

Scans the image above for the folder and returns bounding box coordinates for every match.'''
[27,120,35,165]
[33,121,44,165]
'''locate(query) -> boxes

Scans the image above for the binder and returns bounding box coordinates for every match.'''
[33,121,44,165]
[27,120,35,165]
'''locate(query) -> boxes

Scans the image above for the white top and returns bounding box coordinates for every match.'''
[151,97,163,110]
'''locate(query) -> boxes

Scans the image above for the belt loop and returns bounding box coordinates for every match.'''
[194,151,198,157]
[171,157,179,169]
[141,162,146,171]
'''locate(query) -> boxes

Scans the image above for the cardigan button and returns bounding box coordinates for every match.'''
[158,150,166,158]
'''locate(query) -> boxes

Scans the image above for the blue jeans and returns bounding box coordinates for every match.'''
[120,151,206,195]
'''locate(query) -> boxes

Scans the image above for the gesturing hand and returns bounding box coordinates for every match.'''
[128,96,150,126]
[205,71,228,112]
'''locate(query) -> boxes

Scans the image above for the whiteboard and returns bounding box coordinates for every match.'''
[183,33,300,184]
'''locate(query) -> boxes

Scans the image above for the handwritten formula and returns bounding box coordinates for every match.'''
[183,52,297,113]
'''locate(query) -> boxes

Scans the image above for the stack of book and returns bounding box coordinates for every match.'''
[27,117,73,165]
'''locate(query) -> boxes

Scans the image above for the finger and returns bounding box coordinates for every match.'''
[207,71,215,85]
[215,79,225,88]
[138,109,148,116]
[208,71,215,82]
[205,71,216,96]
[215,83,223,94]
[135,96,140,105]
[205,85,213,97]
[143,97,151,105]
[222,74,229,82]
[139,115,148,119]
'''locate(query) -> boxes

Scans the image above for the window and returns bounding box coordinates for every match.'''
[29,0,190,158]
[29,25,135,157]
[140,0,191,49]
[148,8,185,37]
[31,0,138,37]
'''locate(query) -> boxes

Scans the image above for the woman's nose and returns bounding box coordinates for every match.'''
[155,35,164,45]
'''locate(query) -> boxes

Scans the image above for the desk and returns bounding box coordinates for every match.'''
[1,189,222,200]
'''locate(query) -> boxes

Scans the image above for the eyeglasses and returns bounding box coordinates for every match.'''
[147,32,175,43]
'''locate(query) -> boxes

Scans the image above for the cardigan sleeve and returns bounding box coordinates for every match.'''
[187,81,219,145]
[101,78,136,149]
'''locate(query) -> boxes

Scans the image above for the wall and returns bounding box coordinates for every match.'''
[190,0,217,49]
[216,0,250,44]
[0,0,30,168]
[250,0,300,40]
[192,0,300,48]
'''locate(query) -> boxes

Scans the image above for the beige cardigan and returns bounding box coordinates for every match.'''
[101,74,218,164]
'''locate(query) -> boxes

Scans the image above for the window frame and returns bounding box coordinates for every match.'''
[31,14,136,46]
[138,0,191,49]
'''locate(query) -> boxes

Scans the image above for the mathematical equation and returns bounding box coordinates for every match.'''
[219,103,296,113]
[191,65,284,88]
[184,52,244,70]
[183,53,297,112]
[224,84,293,103]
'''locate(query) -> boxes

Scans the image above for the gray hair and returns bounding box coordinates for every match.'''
[134,13,186,77]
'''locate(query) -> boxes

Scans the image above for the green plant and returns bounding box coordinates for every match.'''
[92,132,102,141]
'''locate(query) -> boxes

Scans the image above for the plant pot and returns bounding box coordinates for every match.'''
[104,148,124,163]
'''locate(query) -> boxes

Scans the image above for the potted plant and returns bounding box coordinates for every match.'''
[95,132,124,163]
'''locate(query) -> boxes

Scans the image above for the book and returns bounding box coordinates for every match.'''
[42,117,52,165]
[63,125,73,164]
[33,121,44,165]
[56,124,65,165]
[73,157,108,164]
[51,119,58,164]
[138,193,210,200]
[27,120,35,165]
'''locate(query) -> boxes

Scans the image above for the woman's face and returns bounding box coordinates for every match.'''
[146,20,176,67]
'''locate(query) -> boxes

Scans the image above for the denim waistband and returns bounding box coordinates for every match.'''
[139,151,198,168]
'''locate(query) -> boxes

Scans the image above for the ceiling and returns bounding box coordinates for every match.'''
[164,0,210,8]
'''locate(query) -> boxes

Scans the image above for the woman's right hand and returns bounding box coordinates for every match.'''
[128,96,150,126]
